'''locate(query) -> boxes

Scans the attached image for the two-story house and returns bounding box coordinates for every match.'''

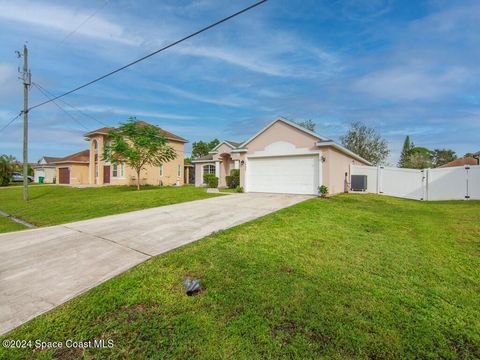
[54,121,187,186]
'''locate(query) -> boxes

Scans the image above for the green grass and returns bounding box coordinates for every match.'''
[219,188,236,193]
[0,185,220,229]
[1,194,479,359]
[0,216,26,233]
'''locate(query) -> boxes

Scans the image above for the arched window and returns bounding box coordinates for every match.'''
[203,164,215,175]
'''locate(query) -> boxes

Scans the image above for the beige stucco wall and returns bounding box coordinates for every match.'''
[34,167,56,183]
[87,135,185,186]
[212,143,233,160]
[56,163,89,185]
[322,147,368,194]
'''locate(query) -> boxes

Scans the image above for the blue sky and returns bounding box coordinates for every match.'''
[0,0,478,163]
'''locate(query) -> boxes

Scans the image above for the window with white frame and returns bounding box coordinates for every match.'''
[112,163,124,178]
[159,164,164,176]
[177,164,181,177]
[203,164,215,175]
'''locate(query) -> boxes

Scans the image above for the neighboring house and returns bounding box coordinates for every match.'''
[32,156,61,183]
[439,156,479,168]
[54,150,90,185]
[54,121,187,186]
[192,117,370,195]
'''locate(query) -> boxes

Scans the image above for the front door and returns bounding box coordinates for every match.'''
[59,167,70,184]
[103,165,111,184]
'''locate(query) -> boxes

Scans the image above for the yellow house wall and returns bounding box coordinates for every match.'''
[56,163,89,185]
[101,138,185,186]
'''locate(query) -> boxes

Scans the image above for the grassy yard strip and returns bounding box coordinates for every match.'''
[0,216,26,233]
[1,195,479,359]
[0,185,220,228]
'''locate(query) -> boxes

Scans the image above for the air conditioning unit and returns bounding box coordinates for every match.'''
[351,175,367,192]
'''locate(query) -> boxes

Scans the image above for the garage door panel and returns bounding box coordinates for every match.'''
[247,155,318,195]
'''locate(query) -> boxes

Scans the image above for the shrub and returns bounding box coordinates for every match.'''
[235,185,244,193]
[318,185,328,198]
[203,173,218,188]
[226,169,240,188]
[0,155,13,187]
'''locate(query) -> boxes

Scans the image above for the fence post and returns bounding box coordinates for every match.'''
[425,168,429,201]
[378,166,384,194]
[465,166,470,200]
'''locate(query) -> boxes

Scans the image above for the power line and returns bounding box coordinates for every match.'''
[32,82,88,130]
[0,111,23,134]
[28,0,268,112]
[33,82,108,127]
[57,0,111,47]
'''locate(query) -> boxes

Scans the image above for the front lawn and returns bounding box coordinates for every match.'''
[0,216,26,233]
[0,185,220,230]
[1,195,479,359]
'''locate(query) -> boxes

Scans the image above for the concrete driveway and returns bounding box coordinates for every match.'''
[0,193,309,335]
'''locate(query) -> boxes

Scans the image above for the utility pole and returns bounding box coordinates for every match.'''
[17,45,31,201]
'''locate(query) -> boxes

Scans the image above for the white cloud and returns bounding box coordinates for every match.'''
[174,45,290,77]
[156,83,252,108]
[0,63,20,101]
[0,1,141,45]
[352,66,470,101]
[341,0,393,21]
[75,105,198,121]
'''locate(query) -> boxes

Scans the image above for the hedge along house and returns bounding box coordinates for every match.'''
[55,121,187,186]
[192,117,370,195]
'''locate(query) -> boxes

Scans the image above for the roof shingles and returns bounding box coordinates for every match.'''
[55,150,90,164]
[439,157,479,168]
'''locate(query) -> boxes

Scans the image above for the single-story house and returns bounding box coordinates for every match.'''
[192,117,370,195]
[32,156,61,183]
[54,120,187,186]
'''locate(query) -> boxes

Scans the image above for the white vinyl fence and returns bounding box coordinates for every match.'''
[350,165,480,201]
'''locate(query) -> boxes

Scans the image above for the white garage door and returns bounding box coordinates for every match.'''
[246,155,319,195]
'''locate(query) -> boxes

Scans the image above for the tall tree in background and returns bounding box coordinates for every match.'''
[431,149,457,167]
[103,118,177,190]
[340,121,390,165]
[398,135,415,168]
[294,119,316,132]
[408,147,433,169]
[191,139,220,159]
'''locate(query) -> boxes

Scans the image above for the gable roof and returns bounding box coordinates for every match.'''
[55,150,90,164]
[210,140,245,152]
[240,117,329,148]
[84,120,188,143]
[191,154,215,163]
[238,117,371,165]
[38,156,62,164]
[439,157,479,168]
